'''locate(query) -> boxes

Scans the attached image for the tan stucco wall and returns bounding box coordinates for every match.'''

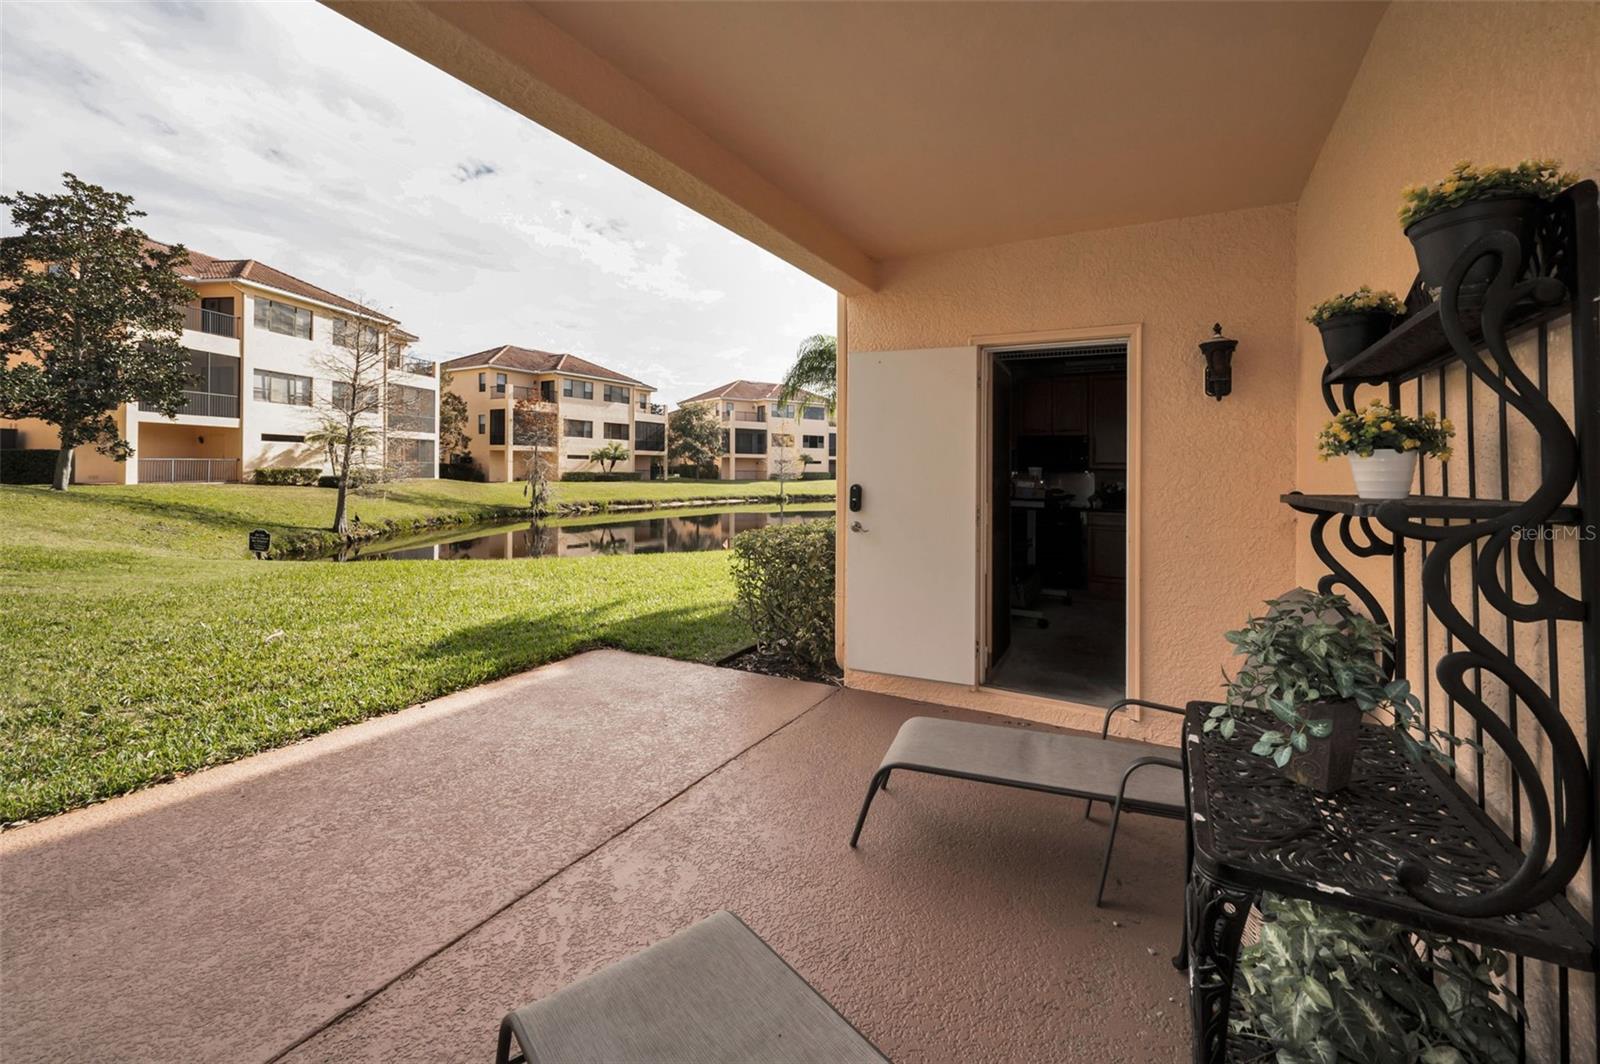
[844,203,1301,729]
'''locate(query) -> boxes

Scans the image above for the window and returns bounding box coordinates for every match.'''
[772,433,795,448]
[390,437,435,472]
[540,379,556,402]
[252,369,312,406]
[478,372,486,393]
[494,372,507,396]
[829,432,837,457]
[772,402,795,419]
[802,434,825,449]
[332,381,378,412]
[803,405,826,420]
[490,409,505,445]
[477,413,486,435]
[563,379,594,400]
[635,421,665,452]
[253,298,313,339]
[724,403,734,419]
[602,422,629,441]
[261,433,306,443]
[332,317,378,349]
[603,384,631,403]
[734,428,767,455]
[565,419,594,438]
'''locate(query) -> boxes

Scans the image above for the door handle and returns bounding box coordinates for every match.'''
[850,521,868,533]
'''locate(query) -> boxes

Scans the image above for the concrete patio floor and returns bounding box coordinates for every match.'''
[1,650,1189,1063]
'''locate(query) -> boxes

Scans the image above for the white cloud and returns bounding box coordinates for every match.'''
[0,0,836,403]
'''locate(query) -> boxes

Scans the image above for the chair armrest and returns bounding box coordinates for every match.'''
[1100,698,1189,739]
[1114,755,1185,804]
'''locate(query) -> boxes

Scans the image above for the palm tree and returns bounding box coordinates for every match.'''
[589,441,630,473]
[778,333,836,414]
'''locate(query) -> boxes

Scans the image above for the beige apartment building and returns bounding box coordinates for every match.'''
[3,245,439,483]
[678,381,834,480]
[440,345,667,481]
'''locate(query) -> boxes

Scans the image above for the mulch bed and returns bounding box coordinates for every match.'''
[717,646,843,686]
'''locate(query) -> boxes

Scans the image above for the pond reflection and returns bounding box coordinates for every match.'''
[343,507,830,561]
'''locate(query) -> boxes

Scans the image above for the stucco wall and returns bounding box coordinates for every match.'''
[844,203,1301,724]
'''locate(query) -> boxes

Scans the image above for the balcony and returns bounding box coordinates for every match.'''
[389,413,435,434]
[734,411,765,422]
[182,305,240,339]
[137,457,240,484]
[173,390,239,419]
[387,355,437,378]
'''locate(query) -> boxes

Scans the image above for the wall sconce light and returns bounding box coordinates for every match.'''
[197,435,206,444]
[1199,322,1236,401]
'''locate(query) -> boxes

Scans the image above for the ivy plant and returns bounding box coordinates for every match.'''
[1233,894,1521,1064]
[1205,591,1463,768]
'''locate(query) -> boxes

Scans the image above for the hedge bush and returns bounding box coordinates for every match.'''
[253,467,321,486]
[317,468,379,489]
[440,461,486,482]
[0,449,58,485]
[560,471,643,482]
[729,521,835,671]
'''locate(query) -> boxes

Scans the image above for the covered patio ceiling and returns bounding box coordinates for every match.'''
[328,1,1385,292]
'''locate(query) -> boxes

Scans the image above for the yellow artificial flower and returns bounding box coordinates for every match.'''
[1402,438,1420,450]
[1380,421,1395,431]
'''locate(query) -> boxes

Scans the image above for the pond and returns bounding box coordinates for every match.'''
[334,505,833,561]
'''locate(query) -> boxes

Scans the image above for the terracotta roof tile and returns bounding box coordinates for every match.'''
[440,345,648,387]
[679,380,825,405]
[154,241,397,322]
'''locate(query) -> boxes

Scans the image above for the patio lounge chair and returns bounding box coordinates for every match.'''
[849,700,1186,905]
[496,910,886,1064]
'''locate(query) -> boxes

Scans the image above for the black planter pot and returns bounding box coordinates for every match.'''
[1282,700,1362,793]
[1316,310,1394,367]
[1404,194,1542,292]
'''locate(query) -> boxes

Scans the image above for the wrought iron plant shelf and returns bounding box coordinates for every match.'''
[1182,181,1600,1063]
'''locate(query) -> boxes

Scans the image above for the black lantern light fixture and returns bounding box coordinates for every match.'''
[1198,322,1236,401]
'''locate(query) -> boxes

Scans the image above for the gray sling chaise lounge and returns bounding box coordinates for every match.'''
[496,910,886,1064]
[849,699,1187,905]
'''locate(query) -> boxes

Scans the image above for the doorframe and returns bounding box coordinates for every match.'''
[971,323,1144,715]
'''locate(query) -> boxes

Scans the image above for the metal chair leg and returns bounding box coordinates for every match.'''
[496,1017,522,1064]
[1094,791,1126,907]
[849,769,890,847]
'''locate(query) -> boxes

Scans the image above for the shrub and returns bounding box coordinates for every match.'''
[669,465,719,479]
[440,461,486,482]
[729,521,835,671]
[560,471,642,482]
[252,467,321,486]
[0,449,58,484]
[318,468,379,489]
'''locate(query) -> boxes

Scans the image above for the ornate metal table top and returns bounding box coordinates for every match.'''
[1184,704,1594,971]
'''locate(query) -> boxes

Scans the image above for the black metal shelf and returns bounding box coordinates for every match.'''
[1186,707,1597,972]
[1324,291,1570,385]
[1282,491,1583,526]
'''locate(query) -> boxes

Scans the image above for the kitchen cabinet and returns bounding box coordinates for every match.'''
[1085,510,1125,599]
[1017,384,1053,435]
[1088,374,1126,467]
[1017,378,1088,435]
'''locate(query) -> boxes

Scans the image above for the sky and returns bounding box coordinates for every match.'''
[0,0,836,404]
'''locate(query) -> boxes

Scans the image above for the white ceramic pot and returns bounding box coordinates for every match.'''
[1347,449,1418,500]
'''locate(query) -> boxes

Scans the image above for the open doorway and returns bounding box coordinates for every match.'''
[985,341,1128,705]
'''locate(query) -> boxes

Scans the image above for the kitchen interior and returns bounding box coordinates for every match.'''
[988,342,1127,706]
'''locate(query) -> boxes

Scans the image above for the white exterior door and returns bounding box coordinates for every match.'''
[844,346,979,685]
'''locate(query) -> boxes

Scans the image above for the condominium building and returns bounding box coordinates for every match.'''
[678,381,834,480]
[2,244,439,483]
[440,345,667,481]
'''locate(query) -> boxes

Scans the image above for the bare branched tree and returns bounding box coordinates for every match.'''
[515,395,560,511]
[314,309,389,534]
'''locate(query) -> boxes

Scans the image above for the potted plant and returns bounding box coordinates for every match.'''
[1233,894,1521,1062]
[1317,399,1453,500]
[1399,159,1575,291]
[1203,591,1458,792]
[1307,287,1404,367]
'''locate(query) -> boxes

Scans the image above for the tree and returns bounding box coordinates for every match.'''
[0,173,195,490]
[316,307,389,534]
[768,434,815,515]
[590,441,629,474]
[778,333,836,415]
[667,403,726,478]
[437,372,469,460]
[514,396,559,509]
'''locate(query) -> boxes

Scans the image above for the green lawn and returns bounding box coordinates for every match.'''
[0,479,834,822]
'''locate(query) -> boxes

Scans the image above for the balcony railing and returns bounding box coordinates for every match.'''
[175,390,239,419]
[182,305,240,339]
[735,411,765,422]
[638,402,667,416]
[387,355,436,377]
[138,457,240,484]
[389,413,435,433]
[512,385,536,401]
